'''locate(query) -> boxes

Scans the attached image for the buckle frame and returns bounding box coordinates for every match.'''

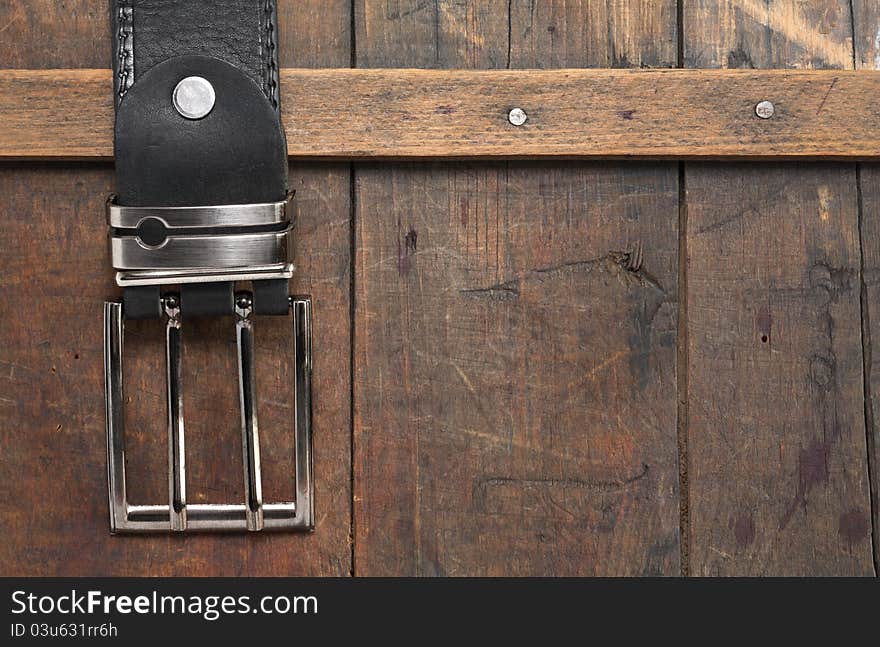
[104,294,314,533]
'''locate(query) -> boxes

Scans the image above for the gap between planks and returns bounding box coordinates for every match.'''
[0,68,879,161]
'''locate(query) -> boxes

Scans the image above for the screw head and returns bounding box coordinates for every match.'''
[508,107,528,126]
[173,76,216,120]
[755,100,775,119]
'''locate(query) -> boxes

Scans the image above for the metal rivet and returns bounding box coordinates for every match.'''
[755,100,775,119]
[508,107,528,126]
[173,76,216,120]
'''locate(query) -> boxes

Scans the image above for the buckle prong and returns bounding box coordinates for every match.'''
[235,292,264,532]
[163,293,186,532]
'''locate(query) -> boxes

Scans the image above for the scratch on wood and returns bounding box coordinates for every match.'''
[0,15,17,35]
[696,186,790,235]
[476,464,650,496]
[531,257,607,276]
[463,245,664,298]
[450,360,478,399]
[709,546,733,560]
[460,279,519,299]
[0,360,32,380]
[451,424,584,460]
[816,77,838,115]
[534,248,664,292]
[583,350,631,381]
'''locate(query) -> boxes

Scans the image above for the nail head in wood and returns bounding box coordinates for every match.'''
[508,107,528,126]
[755,100,775,119]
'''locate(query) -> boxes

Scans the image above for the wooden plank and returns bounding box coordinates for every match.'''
[0,0,352,70]
[853,2,880,71]
[353,0,681,576]
[508,0,677,68]
[853,0,880,572]
[0,0,352,576]
[1,68,880,161]
[354,0,509,69]
[858,160,880,574]
[0,1,107,69]
[858,164,880,573]
[684,0,875,575]
[684,0,856,70]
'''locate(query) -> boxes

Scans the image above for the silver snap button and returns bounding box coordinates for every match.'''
[173,76,216,120]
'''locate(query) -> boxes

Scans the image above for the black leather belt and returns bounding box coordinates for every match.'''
[104,0,314,533]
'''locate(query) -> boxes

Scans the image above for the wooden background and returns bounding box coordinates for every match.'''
[0,0,876,576]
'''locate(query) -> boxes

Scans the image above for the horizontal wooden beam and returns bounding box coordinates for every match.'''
[1,68,878,161]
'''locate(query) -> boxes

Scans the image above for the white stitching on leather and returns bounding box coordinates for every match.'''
[262,0,279,109]
[116,3,134,103]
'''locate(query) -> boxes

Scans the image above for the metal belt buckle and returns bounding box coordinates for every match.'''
[103,196,314,533]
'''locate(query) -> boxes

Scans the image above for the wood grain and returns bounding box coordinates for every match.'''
[508,0,677,69]
[853,1,880,72]
[2,0,877,578]
[684,0,856,70]
[354,0,509,69]
[0,0,352,70]
[684,0,875,576]
[353,0,681,576]
[0,1,108,69]
[685,164,874,575]
[858,163,880,574]
[1,68,880,161]
[0,0,352,577]
[853,0,880,572]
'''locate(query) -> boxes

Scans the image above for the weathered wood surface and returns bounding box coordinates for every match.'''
[0,0,877,577]
[859,158,880,574]
[853,1,880,71]
[2,67,880,161]
[0,1,107,69]
[353,0,681,576]
[684,0,875,575]
[0,0,352,577]
[854,0,880,572]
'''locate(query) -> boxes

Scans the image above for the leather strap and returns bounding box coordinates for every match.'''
[110,0,289,318]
